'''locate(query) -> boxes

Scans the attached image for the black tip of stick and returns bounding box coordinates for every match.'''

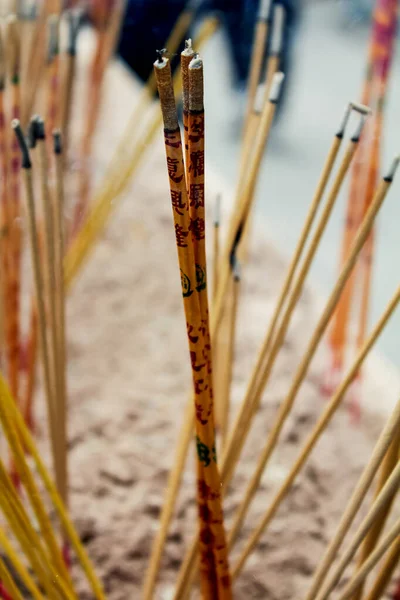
[35,116,45,140]
[27,116,37,148]
[383,156,400,183]
[53,129,62,155]
[67,10,80,56]
[12,119,31,169]
[156,48,167,63]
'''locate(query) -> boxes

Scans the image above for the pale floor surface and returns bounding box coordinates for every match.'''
[201,0,400,368]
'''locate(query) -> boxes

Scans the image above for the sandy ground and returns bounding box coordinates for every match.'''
[28,43,399,600]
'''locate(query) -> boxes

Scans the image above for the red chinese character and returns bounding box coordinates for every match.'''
[197,480,211,500]
[189,150,205,178]
[187,323,199,344]
[190,217,205,241]
[190,351,205,373]
[189,183,205,209]
[189,115,204,143]
[167,156,184,183]
[175,224,189,247]
[199,527,215,546]
[171,190,186,215]
[198,503,212,523]
[165,131,181,149]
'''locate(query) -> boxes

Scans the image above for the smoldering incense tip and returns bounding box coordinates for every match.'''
[27,117,37,149]
[183,38,194,56]
[12,119,31,169]
[269,72,285,103]
[189,54,202,70]
[233,257,241,282]
[155,48,167,64]
[336,103,352,138]
[67,10,81,56]
[47,14,60,61]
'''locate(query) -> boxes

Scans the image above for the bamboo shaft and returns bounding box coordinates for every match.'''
[364,535,400,600]
[336,515,400,600]
[230,293,400,578]
[305,384,400,599]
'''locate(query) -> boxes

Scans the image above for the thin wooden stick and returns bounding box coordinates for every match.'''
[154,55,232,599]
[303,279,400,600]
[142,399,194,600]
[6,15,22,407]
[222,113,367,491]
[0,555,23,600]
[243,0,272,131]
[60,10,80,152]
[316,436,400,600]
[0,371,105,600]
[228,283,400,580]
[212,193,221,301]
[351,421,400,600]
[45,15,60,135]
[252,105,351,365]
[211,72,284,339]
[12,119,60,509]
[173,106,365,600]
[364,536,400,600]
[219,258,240,448]
[229,161,399,552]
[335,515,400,600]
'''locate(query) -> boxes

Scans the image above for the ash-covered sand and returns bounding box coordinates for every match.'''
[32,56,398,599]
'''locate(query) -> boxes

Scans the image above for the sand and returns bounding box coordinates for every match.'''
[29,45,400,600]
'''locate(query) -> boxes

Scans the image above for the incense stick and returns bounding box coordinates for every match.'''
[12,119,60,503]
[154,54,232,598]
[243,0,272,131]
[218,258,240,448]
[335,514,400,600]
[364,535,400,600]
[316,440,400,600]
[6,14,21,407]
[351,421,400,600]
[228,163,397,562]
[60,10,80,151]
[228,283,400,580]
[0,371,105,599]
[64,17,219,287]
[173,104,365,600]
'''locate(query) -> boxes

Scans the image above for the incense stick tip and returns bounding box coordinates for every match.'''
[66,9,81,55]
[154,48,167,68]
[53,130,63,155]
[270,3,285,55]
[47,14,60,62]
[233,257,241,282]
[27,117,37,148]
[189,54,203,70]
[35,117,45,141]
[350,102,372,116]
[258,0,272,22]
[182,38,194,56]
[12,120,31,169]
[384,155,400,182]
[214,194,221,226]
[351,113,367,143]
[269,71,285,103]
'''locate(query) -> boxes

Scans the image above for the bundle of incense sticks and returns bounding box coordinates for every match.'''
[0,1,130,455]
[1,1,400,599]
[324,0,398,418]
